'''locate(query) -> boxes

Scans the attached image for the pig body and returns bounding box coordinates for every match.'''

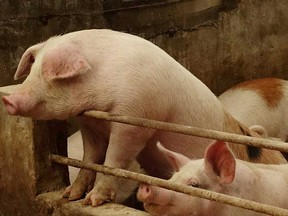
[2,29,285,206]
[138,141,288,216]
[219,78,288,141]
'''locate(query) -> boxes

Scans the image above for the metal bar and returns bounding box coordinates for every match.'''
[82,110,288,152]
[50,154,288,216]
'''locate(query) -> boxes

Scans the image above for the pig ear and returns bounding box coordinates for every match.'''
[42,43,91,81]
[157,142,190,172]
[204,140,236,184]
[14,43,44,80]
[249,125,267,138]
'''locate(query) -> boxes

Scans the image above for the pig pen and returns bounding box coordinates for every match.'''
[1,0,288,215]
[1,85,288,216]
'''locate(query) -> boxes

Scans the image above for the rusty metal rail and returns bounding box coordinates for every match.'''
[49,110,288,215]
[50,154,288,216]
[82,110,288,152]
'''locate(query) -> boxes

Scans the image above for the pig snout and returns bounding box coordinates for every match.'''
[2,95,21,115]
[137,184,172,206]
[137,184,153,203]
[138,184,178,216]
[2,94,37,116]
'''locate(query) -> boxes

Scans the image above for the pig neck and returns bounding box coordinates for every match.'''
[238,162,288,213]
[204,161,288,216]
[222,111,256,162]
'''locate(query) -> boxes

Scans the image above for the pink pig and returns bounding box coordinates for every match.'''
[138,141,288,216]
[219,78,288,142]
[2,29,285,206]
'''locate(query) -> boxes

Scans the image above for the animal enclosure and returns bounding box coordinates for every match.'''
[1,0,288,215]
[1,87,288,215]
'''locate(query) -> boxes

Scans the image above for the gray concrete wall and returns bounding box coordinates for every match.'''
[156,0,288,95]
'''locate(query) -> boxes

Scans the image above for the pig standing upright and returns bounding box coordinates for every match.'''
[2,29,286,206]
[138,141,288,216]
[219,78,288,141]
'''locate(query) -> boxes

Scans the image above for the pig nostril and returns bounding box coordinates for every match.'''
[145,187,150,193]
[2,96,9,105]
[2,96,18,115]
[2,96,13,107]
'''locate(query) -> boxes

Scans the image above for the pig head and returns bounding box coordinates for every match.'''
[2,41,92,120]
[138,140,288,216]
[137,141,237,216]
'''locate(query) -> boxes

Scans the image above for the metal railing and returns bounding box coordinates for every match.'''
[50,110,288,216]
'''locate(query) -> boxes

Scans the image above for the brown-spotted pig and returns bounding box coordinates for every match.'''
[2,29,286,206]
[138,141,288,216]
[219,78,288,142]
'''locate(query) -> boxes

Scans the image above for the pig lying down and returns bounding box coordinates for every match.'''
[219,78,288,142]
[2,29,286,206]
[138,141,288,216]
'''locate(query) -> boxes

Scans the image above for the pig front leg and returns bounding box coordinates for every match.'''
[63,124,108,200]
[83,124,153,206]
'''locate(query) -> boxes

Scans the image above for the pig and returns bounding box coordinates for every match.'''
[137,141,288,216]
[2,29,286,206]
[219,78,288,142]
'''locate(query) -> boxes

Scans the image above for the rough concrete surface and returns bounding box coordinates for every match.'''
[148,0,288,95]
[36,191,149,216]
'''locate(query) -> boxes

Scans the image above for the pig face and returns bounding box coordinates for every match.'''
[2,38,92,120]
[137,141,236,216]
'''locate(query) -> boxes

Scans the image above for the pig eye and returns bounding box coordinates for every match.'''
[188,179,199,188]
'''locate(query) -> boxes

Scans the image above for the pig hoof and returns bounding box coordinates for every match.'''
[82,189,116,206]
[62,185,72,198]
[62,183,92,201]
[63,170,96,201]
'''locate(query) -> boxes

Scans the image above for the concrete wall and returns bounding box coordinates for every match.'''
[159,0,288,95]
[3,0,288,96]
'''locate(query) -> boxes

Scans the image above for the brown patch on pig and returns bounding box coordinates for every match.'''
[223,112,287,164]
[230,78,284,108]
[224,112,254,162]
